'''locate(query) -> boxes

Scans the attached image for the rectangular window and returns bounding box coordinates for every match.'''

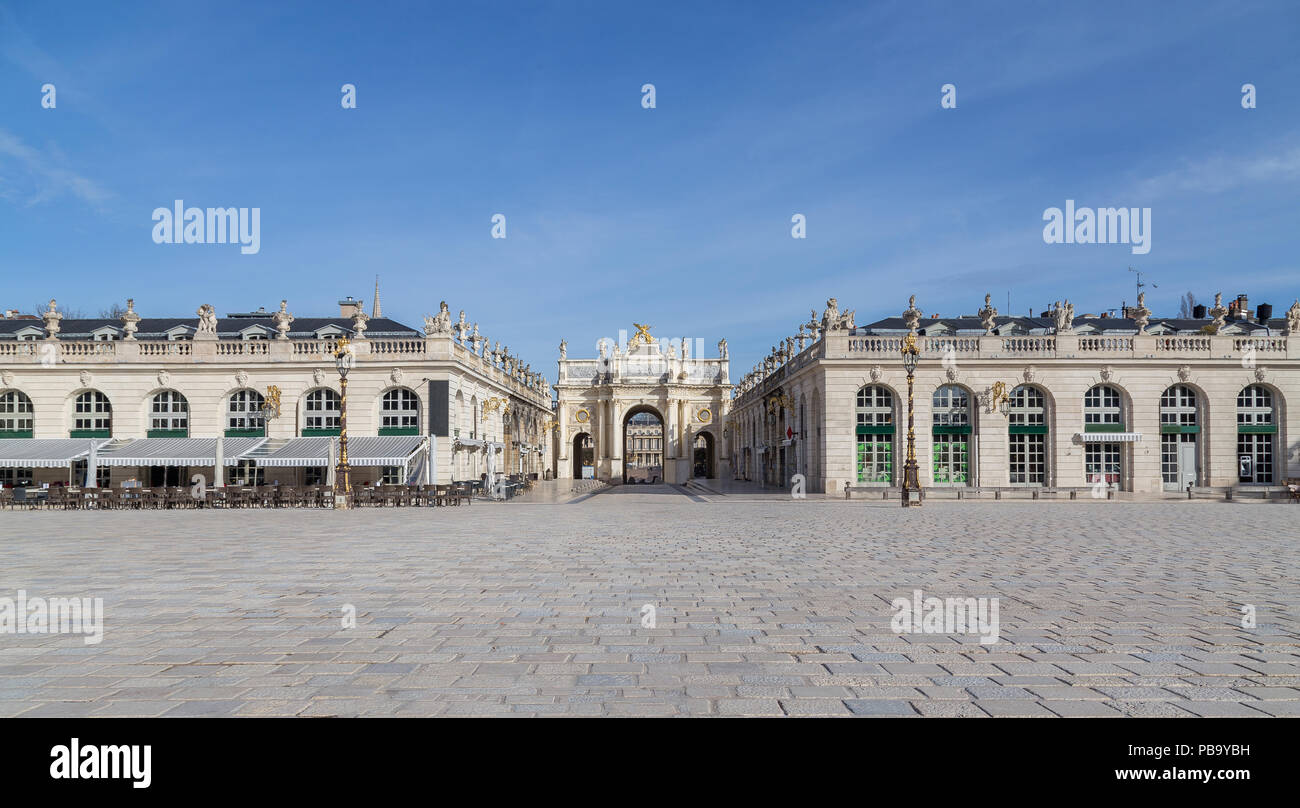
[1237,433,1273,484]
[855,434,893,484]
[230,459,265,487]
[1084,443,1121,487]
[1008,434,1045,485]
[0,467,35,487]
[931,437,969,485]
[71,460,111,487]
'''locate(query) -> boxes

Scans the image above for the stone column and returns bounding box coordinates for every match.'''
[1130,381,1163,494]
[1053,380,1087,489]
[611,401,623,474]
[1206,369,1239,488]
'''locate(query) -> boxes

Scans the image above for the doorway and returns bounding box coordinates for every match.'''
[692,431,715,478]
[622,407,664,484]
[572,432,594,479]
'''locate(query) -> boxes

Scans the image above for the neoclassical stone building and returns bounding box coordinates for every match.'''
[552,329,731,484]
[0,295,552,488]
[729,293,1300,496]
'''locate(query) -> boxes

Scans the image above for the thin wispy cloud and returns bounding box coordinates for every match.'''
[0,129,113,207]
[1135,143,1300,197]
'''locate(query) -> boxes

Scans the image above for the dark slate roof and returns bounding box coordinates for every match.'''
[0,317,419,340]
[856,315,1287,336]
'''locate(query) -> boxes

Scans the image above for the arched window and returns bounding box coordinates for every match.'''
[303,388,341,435]
[1083,385,1123,427]
[72,390,112,437]
[932,385,971,486]
[855,385,894,484]
[1007,385,1046,486]
[1237,385,1276,484]
[381,387,420,435]
[1160,385,1200,490]
[149,391,189,437]
[227,389,266,436]
[1083,385,1125,488]
[0,390,34,437]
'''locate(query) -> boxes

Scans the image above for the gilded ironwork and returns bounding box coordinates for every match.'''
[765,393,795,415]
[481,397,510,420]
[264,385,282,419]
[629,323,655,349]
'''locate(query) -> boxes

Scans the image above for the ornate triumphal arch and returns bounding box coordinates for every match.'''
[552,327,732,484]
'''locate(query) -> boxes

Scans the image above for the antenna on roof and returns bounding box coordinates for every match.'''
[1128,266,1156,302]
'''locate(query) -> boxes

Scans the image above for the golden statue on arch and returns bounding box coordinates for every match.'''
[629,323,655,349]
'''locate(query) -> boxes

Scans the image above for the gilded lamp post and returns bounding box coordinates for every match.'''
[334,338,354,508]
[900,330,922,507]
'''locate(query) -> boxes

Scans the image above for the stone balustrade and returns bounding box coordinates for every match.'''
[734,329,1300,404]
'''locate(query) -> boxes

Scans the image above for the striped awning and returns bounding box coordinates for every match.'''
[98,437,268,466]
[0,439,105,468]
[253,436,426,467]
[1077,432,1143,443]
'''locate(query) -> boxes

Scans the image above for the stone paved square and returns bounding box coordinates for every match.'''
[1,491,1297,717]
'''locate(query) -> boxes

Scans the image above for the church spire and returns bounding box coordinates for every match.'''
[372,275,382,318]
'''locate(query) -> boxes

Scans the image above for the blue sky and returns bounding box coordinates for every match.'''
[2,0,1298,385]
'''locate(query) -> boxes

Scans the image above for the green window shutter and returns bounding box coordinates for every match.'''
[856,424,894,435]
[1238,424,1277,434]
[1084,423,1125,433]
[302,428,342,437]
[1160,424,1199,434]
[932,425,971,435]
[147,428,188,438]
[1008,425,1048,435]
[378,427,420,436]
[70,429,111,439]
[224,428,266,438]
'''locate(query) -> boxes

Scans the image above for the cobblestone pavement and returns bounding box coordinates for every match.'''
[1,490,1297,717]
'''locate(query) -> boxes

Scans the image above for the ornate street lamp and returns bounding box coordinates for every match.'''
[334,338,354,509]
[900,332,922,507]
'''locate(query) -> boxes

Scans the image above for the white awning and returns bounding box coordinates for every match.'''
[253,436,427,467]
[98,437,268,466]
[0,438,105,468]
[1077,432,1143,443]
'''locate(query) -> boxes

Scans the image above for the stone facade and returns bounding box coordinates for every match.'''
[0,297,552,487]
[553,331,730,484]
[729,295,1300,495]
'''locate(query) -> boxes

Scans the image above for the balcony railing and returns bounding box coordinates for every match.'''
[139,341,192,357]
[1155,336,1211,352]
[1077,336,1133,353]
